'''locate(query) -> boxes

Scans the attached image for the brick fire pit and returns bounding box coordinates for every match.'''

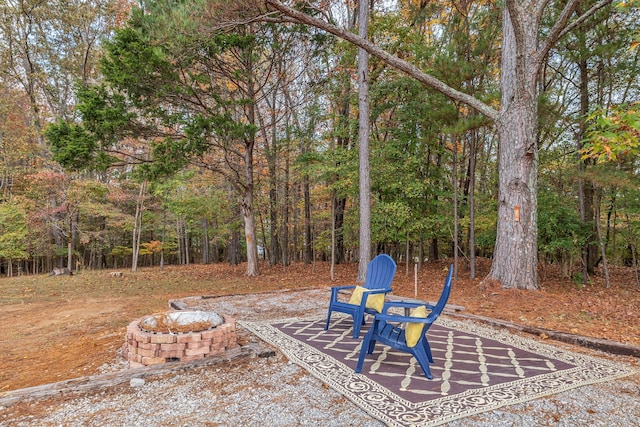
[125,311,238,368]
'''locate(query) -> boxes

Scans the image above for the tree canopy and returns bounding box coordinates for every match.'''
[0,0,638,290]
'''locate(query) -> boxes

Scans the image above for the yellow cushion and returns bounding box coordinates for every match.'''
[348,286,385,313]
[405,305,428,347]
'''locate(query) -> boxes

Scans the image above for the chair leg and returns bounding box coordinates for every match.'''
[352,308,366,338]
[367,337,377,355]
[324,308,332,331]
[352,319,361,338]
[412,347,433,380]
[422,338,434,363]
[356,328,375,373]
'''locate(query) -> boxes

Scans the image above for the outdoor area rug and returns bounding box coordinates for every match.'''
[240,314,635,426]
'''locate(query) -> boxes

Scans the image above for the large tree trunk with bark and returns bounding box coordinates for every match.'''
[242,129,259,275]
[242,48,260,276]
[488,5,539,290]
[356,0,371,283]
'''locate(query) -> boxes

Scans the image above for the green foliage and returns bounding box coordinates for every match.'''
[581,103,640,163]
[45,121,98,171]
[75,83,137,147]
[99,21,180,106]
[111,245,133,259]
[473,199,498,254]
[538,190,588,263]
[0,200,29,260]
[368,73,457,247]
[51,0,265,182]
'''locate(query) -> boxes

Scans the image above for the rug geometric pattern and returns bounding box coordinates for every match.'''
[241,314,635,427]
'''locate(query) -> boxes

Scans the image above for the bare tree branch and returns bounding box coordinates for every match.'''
[263,0,500,122]
[536,0,613,69]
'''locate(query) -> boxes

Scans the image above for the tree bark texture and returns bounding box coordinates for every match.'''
[488,5,539,290]
[243,50,260,276]
[468,129,477,279]
[356,0,371,283]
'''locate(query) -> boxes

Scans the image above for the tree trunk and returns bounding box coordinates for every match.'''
[304,177,312,264]
[429,238,439,261]
[625,213,640,289]
[282,134,290,267]
[577,57,598,278]
[201,217,210,264]
[594,186,611,288]
[67,242,73,272]
[292,182,299,262]
[453,136,459,279]
[243,51,260,276]
[68,210,78,272]
[330,192,336,281]
[183,220,190,265]
[333,196,346,264]
[468,129,477,279]
[356,0,371,283]
[131,181,146,273]
[229,228,241,266]
[160,208,166,270]
[242,183,259,276]
[267,90,280,266]
[487,5,539,290]
[176,219,184,265]
[405,231,410,276]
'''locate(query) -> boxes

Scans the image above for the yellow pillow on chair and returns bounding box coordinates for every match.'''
[405,305,428,347]
[348,286,385,313]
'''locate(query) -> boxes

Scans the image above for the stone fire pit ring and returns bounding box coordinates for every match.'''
[126,310,238,368]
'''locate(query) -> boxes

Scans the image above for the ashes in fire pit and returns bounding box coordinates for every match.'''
[140,311,224,334]
[125,311,238,368]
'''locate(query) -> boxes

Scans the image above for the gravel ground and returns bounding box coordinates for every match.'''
[1,289,638,426]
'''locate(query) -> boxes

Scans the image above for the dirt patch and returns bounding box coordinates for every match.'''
[0,259,638,393]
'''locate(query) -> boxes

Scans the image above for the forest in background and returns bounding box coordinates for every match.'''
[1,0,639,288]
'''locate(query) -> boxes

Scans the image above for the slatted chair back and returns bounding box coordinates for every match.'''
[363,254,396,292]
[355,264,453,380]
[324,254,397,338]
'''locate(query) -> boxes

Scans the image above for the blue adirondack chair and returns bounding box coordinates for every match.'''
[324,254,397,339]
[355,264,453,380]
